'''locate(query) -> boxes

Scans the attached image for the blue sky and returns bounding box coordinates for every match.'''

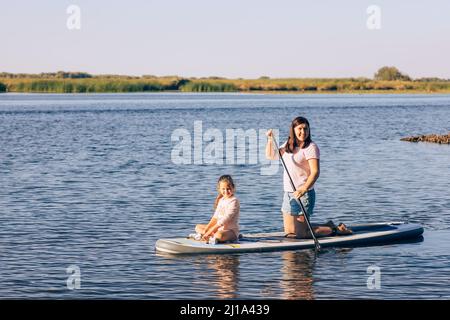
[1,0,450,78]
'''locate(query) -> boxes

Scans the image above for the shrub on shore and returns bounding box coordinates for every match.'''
[374,66,411,81]
[0,82,6,92]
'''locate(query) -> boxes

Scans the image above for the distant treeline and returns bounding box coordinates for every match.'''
[1,67,450,93]
[0,71,94,79]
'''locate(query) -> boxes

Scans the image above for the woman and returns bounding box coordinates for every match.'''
[266,116,351,238]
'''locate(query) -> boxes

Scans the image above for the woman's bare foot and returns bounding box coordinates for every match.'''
[336,223,353,235]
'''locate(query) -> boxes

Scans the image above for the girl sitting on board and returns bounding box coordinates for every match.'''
[193,175,240,244]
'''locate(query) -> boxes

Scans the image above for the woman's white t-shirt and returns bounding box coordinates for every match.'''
[281,142,320,192]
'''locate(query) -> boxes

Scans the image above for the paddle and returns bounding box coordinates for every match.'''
[270,134,321,252]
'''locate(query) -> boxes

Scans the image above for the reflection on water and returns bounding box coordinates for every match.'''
[209,255,240,299]
[154,237,432,300]
[154,252,241,299]
[280,250,316,300]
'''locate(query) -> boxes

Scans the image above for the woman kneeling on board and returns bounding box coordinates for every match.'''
[266,116,352,239]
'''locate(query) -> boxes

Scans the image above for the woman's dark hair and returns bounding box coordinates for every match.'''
[285,116,312,153]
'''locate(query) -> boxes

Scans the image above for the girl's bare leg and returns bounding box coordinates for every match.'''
[215,230,237,242]
[195,224,208,234]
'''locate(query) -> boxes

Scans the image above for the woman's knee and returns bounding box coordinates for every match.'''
[294,215,310,237]
[282,212,296,233]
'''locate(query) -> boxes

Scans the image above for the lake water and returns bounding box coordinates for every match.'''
[0,93,449,299]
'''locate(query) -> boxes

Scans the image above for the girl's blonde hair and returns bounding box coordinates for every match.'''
[213,175,236,210]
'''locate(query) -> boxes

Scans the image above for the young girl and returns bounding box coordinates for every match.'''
[194,175,240,244]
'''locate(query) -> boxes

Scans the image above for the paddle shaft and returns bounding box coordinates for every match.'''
[271,135,321,251]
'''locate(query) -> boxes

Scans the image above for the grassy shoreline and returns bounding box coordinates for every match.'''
[1,74,450,94]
